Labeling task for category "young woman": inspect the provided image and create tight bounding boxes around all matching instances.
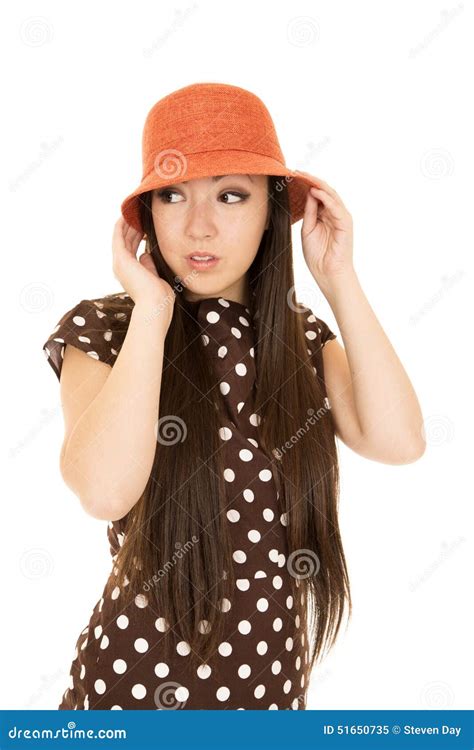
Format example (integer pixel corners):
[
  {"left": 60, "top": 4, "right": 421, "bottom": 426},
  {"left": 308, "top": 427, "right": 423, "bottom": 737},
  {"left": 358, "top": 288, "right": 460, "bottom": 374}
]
[{"left": 42, "top": 83, "right": 425, "bottom": 710}]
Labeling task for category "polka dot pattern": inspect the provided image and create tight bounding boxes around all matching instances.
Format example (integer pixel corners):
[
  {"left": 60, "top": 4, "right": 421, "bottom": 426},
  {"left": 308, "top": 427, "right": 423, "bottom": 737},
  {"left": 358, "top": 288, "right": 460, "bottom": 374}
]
[{"left": 47, "top": 296, "right": 336, "bottom": 710}]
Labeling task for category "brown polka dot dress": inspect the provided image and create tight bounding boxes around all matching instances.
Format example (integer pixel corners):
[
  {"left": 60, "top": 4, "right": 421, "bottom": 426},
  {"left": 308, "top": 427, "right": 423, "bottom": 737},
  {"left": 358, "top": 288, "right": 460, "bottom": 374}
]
[{"left": 42, "top": 293, "right": 337, "bottom": 710}]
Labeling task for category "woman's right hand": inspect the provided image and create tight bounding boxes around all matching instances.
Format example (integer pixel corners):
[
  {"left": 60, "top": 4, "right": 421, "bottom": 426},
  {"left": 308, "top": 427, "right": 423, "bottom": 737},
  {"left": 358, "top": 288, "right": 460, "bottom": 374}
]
[{"left": 112, "top": 216, "right": 176, "bottom": 329}]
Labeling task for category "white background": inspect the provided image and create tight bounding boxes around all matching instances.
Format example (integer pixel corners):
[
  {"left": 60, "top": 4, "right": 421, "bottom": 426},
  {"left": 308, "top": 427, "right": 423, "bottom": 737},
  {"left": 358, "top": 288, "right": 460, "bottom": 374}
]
[{"left": 1, "top": 0, "right": 471, "bottom": 710}]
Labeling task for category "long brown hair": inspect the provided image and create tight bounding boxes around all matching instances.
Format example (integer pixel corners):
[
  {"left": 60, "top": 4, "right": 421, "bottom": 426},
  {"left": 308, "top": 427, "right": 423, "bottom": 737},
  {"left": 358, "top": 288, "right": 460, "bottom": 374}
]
[{"left": 101, "top": 176, "right": 351, "bottom": 685}]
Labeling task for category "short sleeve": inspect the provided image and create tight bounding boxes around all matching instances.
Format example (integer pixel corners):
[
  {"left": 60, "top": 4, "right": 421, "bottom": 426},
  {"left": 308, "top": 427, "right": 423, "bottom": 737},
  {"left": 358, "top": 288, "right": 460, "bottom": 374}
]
[
  {"left": 299, "top": 305, "right": 337, "bottom": 398},
  {"left": 42, "top": 297, "right": 130, "bottom": 382}
]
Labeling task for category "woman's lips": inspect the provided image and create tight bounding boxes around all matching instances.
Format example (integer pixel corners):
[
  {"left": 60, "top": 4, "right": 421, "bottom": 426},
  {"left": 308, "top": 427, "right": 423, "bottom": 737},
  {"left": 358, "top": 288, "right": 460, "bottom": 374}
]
[{"left": 186, "top": 256, "right": 220, "bottom": 270}]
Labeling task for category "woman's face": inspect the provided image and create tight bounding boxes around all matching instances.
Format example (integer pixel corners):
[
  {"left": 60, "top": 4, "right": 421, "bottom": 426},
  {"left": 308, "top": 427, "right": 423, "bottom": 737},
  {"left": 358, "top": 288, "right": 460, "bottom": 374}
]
[{"left": 150, "top": 174, "right": 269, "bottom": 304}]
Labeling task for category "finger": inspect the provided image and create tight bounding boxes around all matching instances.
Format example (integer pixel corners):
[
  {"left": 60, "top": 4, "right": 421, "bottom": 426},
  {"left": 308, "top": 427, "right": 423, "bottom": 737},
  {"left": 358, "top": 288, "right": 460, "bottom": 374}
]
[{"left": 309, "top": 187, "right": 346, "bottom": 221}]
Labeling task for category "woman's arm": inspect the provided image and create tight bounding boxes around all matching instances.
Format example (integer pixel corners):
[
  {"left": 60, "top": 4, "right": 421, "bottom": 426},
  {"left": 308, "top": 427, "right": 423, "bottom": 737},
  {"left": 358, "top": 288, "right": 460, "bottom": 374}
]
[
  {"left": 321, "top": 269, "right": 426, "bottom": 464},
  {"left": 61, "top": 299, "right": 169, "bottom": 520}
]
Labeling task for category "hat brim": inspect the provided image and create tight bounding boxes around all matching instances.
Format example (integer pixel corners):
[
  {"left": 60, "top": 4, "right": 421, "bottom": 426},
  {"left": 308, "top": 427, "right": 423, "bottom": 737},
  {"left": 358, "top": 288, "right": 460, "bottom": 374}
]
[{"left": 120, "top": 151, "right": 319, "bottom": 233}]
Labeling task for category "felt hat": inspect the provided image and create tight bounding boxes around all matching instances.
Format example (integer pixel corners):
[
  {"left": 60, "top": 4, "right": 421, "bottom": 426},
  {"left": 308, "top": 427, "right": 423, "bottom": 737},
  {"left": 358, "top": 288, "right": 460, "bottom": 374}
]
[{"left": 121, "top": 82, "right": 319, "bottom": 233}]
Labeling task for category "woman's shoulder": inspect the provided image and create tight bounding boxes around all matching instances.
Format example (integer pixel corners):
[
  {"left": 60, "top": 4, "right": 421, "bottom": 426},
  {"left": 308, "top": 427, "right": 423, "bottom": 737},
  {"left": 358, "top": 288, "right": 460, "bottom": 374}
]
[{"left": 42, "top": 290, "right": 135, "bottom": 382}]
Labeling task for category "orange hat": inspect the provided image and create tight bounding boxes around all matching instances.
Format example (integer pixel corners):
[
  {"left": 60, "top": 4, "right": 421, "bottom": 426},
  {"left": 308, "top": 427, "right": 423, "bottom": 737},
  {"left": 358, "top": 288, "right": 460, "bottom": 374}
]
[{"left": 121, "top": 82, "right": 320, "bottom": 233}]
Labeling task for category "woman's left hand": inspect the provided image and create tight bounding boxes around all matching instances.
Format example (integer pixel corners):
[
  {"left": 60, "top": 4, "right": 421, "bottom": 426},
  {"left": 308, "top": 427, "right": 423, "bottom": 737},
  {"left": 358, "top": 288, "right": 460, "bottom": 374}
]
[{"left": 296, "top": 170, "right": 355, "bottom": 292}]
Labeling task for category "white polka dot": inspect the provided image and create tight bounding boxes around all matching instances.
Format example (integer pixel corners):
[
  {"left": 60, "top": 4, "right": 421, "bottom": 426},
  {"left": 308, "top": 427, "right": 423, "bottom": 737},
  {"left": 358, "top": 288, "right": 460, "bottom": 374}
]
[
  {"left": 305, "top": 329, "right": 317, "bottom": 340},
  {"left": 269, "top": 703, "right": 278, "bottom": 709},
  {"left": 238, "top": 664, "right": 251, "bottom": 678},
  {"left": 235, "top": 363, "right": 247, "bottom": 376},
  {"left": 134, "top": 594, "right": 148, "bottom": 608},
  {"left": 278, "top": 553, "right": 286, "bottom": 568},
  {"left": 177, "top": 641, "right": 191, "bottom": 656},
  {"left": 219, "top": 426, "right": 232, "bottom": 440},
  {"left": 283, "top": 679, "right": 292, "bottom": 694},
  {"left": 263, "top": 508, "right": 274, "bottom": 521},
  {"left": 206, "top": 311, "right": 220, "bottom": 324},
  {"left": 236, "top": 578, "right": 250, "bottom": 591},
  {"left": 238, "top": 620, "right": 251, "bottom": 635},
  {"left": 220, "top": 382, "right": 230, "bottom": 396},
  {"left": 218, "top": 642, "right": 232, "bottom": 657},
  {"left": 233, "top": 550, "right": 247, "bottom": 563},
  {"left": 113, "top": 659, "right": 127, "bottom": 674},
  {"left": 239, "top": 315, "right": 250, "bottom": 326},
  {"left": 94, "top": 625, "right": 102, "bottom": 639},
  {"left": 272, "top": 575, "right": 283, "bottom": 589},
  {"left": 273, "top": 617, "right": 283, "bottom": 632},
  {"left": 111, "top": 586, "right": 120, "bottom": 599},
  {"left": 239, "top": 448, "right": 253, "bottom": 462},
  {"left": 269, "top": 549, "right": 279, "bottom": 563},
  {"left": 254, "top": 684, "right": 266, "bottom": 699},
  {"left": 216, "top": 686, "right": 230, "bottom": 701},
  {"left": 295, "top": 656, "right": 301, "bottom": 670},
  {"left": 291, "top": 698, "right": 299, "bottom": 709},
  {"left": 257, "top": 597, "right": 269, "bottom": 612},
  {"left": 116, "top": 615, "right": 129, "bottom": 629},
  {"left": 286, "top": 637, "right": 294, "bottom": 651},
  {"left": 100, "top": 635, "right": 109, "bottom": 649},
  {"left": 131, "top": 684, "right": 147, "bottom": 700},
  {"left": 249, "top": 413, "right": 261, "bottom": 426},
  {"left": 175, "top": 686, "right": 189, "bottom": 702},
  {"left": 80, "top": 664, "right": 86, "bottom": 679},
  {"left": 134, "top": 638, "right": 149, "bottom": 653},
  {"left": 231, "top": 327, "right": 242, "bottom": 339},
  {"left": 227, "top": 509, "right": 240, "bottom": 522},
  {"left": 197, "top": 664, "right": 212, "bottom": 679},
  {"left": 155, "top": 617, "right": 169, "bottom": 632},
  {"left": 111, "top": 705, "right": 122, "bottom": 710},
  {"left": 243, "top": 489, "right": 254, "bottom": 502},
  {"left": 94, "top": 679, "right": 106, "bottom": 695},
  {"left": 248, "top": 529, "right": 261, "bottom": 543},
  {"left": 259, "top": 469, "right": 272, "bottom": 481},
  {"left": 217, "top": 345, "right": 227, "bottom": 358},
  {"left": 280, "top": 513, "right": 288, "bottom": 526},
  {"left": 271, "top": 660, "right": 282, "bottom": 674},
  {"left": 286, "top": 595, "right": 294, "bottom": 609},
  {"left": 198, "top": 619, "right": 211, "bottom": 634},
  {"left": 224, "top": 467, "right": 235, "bottom": 481},
  {"left": 155, "top": 663, "right": 169, "bottom": 678},
  {"left": 256, "top": 641, "right": 268, "bottom": 655},
  {"left": 220, "top": 597, "right": 232, "bottom": 612}
]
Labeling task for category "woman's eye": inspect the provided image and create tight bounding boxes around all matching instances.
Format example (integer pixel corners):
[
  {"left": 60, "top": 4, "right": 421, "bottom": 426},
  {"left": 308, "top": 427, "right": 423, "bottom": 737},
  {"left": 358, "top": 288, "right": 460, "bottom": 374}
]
[
  {"left": 156, "top": 189, "right": 248, "bottom": 204},
  {"left": 156, "top": 189, "right": 182, "bottom": 203},
  {"left": 220, "top": 191, "right": 249, "bottom": 204}
]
